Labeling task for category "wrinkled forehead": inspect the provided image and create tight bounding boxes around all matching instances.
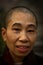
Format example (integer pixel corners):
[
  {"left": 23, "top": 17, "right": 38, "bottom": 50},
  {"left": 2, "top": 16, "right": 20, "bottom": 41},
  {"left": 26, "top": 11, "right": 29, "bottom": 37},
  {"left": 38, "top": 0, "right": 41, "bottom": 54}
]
[
  {"left": 6, "top": 7, "right": 36, "bottom": 21},
  {"left": 4, "top": 6, "right": 38, "bottom": 28}
]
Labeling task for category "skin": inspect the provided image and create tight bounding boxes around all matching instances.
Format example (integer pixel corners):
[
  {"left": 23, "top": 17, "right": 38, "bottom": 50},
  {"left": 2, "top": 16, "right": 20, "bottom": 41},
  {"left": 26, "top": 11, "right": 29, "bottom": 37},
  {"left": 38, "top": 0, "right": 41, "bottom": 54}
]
[{"left": 2, "top": 9, "right": 37, "bottom": 63}]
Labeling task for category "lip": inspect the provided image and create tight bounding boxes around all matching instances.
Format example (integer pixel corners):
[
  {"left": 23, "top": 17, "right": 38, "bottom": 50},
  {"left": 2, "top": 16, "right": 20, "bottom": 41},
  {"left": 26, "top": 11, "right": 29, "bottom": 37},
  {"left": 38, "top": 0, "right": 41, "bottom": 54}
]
[{"left": 16, "top": 45, "right": 30, "bottom": 53}]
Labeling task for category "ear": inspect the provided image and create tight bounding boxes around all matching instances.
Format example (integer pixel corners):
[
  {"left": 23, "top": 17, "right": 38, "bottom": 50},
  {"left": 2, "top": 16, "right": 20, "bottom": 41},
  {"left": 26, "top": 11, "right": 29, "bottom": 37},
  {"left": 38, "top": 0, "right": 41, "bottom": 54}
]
[{"left": 1, "top": 27, "right": 7, "bottom": 42}]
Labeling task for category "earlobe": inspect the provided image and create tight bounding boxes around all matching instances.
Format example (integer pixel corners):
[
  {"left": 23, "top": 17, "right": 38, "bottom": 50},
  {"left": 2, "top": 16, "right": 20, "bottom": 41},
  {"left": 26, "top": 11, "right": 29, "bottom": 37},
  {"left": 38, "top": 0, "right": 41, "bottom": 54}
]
[{"left": 1, "top": 27, "right": 7, "bottom": 41}]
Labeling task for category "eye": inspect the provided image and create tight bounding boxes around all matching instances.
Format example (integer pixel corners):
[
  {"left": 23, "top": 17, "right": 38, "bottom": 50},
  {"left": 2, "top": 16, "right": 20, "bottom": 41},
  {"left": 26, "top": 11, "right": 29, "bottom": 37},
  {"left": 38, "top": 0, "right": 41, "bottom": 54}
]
[
  {"left": 27, "top": 30, "right": 35, "bottom": 33},
  {"left": 12, "top": 28, "right": 21, "bottom": 32}
]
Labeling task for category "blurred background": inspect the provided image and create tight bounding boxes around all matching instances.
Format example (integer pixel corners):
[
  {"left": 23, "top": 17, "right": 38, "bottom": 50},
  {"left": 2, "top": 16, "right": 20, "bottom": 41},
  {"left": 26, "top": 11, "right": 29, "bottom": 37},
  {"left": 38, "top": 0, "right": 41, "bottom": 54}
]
[{"left": 0, "top": 0, "right": 43, "bottom": 57}]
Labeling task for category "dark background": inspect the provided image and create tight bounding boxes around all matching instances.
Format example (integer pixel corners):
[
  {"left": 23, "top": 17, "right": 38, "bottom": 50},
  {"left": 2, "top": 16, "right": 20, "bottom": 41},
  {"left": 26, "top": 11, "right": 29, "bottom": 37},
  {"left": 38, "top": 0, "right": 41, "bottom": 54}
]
[{"left": 0, "top": 0, "right": 43, "bottom": 57}]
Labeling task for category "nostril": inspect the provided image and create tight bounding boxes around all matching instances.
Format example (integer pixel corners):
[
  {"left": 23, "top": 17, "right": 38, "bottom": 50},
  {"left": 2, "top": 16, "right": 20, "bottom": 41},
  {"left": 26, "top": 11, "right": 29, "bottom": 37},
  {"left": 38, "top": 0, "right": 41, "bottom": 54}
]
[{"left": 20, "top": 40, "right": 28, "bottom": 43}]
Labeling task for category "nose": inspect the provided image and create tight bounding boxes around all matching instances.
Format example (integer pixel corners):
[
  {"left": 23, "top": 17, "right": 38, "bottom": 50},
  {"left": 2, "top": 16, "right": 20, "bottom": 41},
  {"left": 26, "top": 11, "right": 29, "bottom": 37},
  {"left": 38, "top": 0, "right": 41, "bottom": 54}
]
[{"left": 19, "top": 31, "right": 28, "bottom": 43}]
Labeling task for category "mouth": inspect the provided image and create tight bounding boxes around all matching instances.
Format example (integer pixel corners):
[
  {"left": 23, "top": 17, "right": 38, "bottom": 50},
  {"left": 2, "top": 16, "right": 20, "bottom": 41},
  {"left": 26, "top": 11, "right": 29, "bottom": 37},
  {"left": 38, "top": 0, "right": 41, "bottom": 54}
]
[
  {"left": 16, "top": 45, "right": 30, "bottom": 53},
  {"left": 16, "top": 45, "right": 29, "bottom": 48}
]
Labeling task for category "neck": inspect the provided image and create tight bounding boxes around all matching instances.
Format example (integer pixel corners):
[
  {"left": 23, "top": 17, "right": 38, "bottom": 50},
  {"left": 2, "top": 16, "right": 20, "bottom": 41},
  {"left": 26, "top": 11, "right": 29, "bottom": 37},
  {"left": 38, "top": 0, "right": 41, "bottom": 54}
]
[
  {"left": 9, "top": 51, "right": 24, "bottom": 63},
  {"left": 13, "top": 55, "right": 24, "bottom": 63}
]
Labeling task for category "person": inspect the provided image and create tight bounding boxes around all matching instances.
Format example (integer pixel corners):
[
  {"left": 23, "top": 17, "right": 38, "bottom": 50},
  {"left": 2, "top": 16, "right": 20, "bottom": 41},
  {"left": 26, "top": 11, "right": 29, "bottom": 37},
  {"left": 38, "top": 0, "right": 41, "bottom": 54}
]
[{"left": 0, "top": 5, "right": 43, "bottom": 65}]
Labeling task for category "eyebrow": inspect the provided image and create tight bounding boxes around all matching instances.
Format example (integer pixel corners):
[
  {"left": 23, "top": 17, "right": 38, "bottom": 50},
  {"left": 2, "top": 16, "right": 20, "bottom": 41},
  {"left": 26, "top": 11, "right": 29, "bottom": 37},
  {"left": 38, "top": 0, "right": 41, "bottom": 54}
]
[
  {"left": 12, "top": 23, "right": 37, "bottom": 29},
  {"left": 12, "top": 23, "right": 22, "bottom": 27},
  {"left": 27, "top": 24, "right": 37, "bottom": 29}
]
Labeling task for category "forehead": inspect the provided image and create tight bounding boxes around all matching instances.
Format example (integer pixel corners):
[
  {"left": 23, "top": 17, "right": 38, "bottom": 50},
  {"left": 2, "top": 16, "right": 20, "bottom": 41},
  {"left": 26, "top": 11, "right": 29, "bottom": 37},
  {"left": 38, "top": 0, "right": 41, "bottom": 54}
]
[
  {"left": 6, "top": 7, "right": 36, "bottom": 21},
  {"left": 6, "top": 7, "right": 37, "bottom": 27}
]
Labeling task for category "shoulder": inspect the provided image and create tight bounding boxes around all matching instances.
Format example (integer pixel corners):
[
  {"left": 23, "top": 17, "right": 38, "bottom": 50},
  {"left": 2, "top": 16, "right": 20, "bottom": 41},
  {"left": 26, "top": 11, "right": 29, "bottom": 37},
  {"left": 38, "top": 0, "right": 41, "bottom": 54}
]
[
  {"left": 0, "top": 56, "right": 9, "bottom": 65},
  {"left": 23, "top": 51, "right": 43, "bottom": 65},
  {"left": 35, "top": 54, "right": 43, "bottom": 64}
]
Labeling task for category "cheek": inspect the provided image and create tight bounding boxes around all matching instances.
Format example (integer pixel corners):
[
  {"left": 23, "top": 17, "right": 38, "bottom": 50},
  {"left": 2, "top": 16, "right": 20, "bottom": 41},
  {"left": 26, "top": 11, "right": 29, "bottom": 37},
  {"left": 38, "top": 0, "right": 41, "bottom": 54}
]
[
  {"left": 5, "top": 32, "right": 17, "bottom": 50},
  {"left": 28, "top": 34, "right": 37, "bottom": 44},
  {"left": 6, "top": 31, "right": 19, "bottom": 43}
]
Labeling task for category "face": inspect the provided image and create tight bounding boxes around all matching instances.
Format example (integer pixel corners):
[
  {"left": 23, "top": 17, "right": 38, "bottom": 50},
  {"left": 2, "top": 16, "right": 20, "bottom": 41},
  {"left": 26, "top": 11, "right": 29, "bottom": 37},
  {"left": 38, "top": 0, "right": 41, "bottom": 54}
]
[{"left": 2, "top": 9, "right": 37, "bottom": 58}]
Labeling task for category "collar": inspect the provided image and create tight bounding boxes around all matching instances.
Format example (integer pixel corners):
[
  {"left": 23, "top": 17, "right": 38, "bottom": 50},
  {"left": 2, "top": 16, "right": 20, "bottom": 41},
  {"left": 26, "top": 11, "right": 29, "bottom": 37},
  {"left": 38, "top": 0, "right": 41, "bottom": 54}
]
[
  {"left": 2, "top": 48, "right": 14, "bottom": 65},
  {"left": 2, "top": 47, "right": 36, "bottom": 65}
]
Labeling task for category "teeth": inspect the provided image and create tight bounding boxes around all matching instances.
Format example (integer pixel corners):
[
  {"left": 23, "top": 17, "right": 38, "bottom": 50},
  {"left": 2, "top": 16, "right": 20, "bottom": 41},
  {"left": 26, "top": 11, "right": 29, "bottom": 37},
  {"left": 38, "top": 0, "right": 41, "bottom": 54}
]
[
  {"left": 16, "top": 46, "right": 29, "bottom": 48},
  {"left": 20, "top": 47, "right": 26, "bottom": 48}
]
